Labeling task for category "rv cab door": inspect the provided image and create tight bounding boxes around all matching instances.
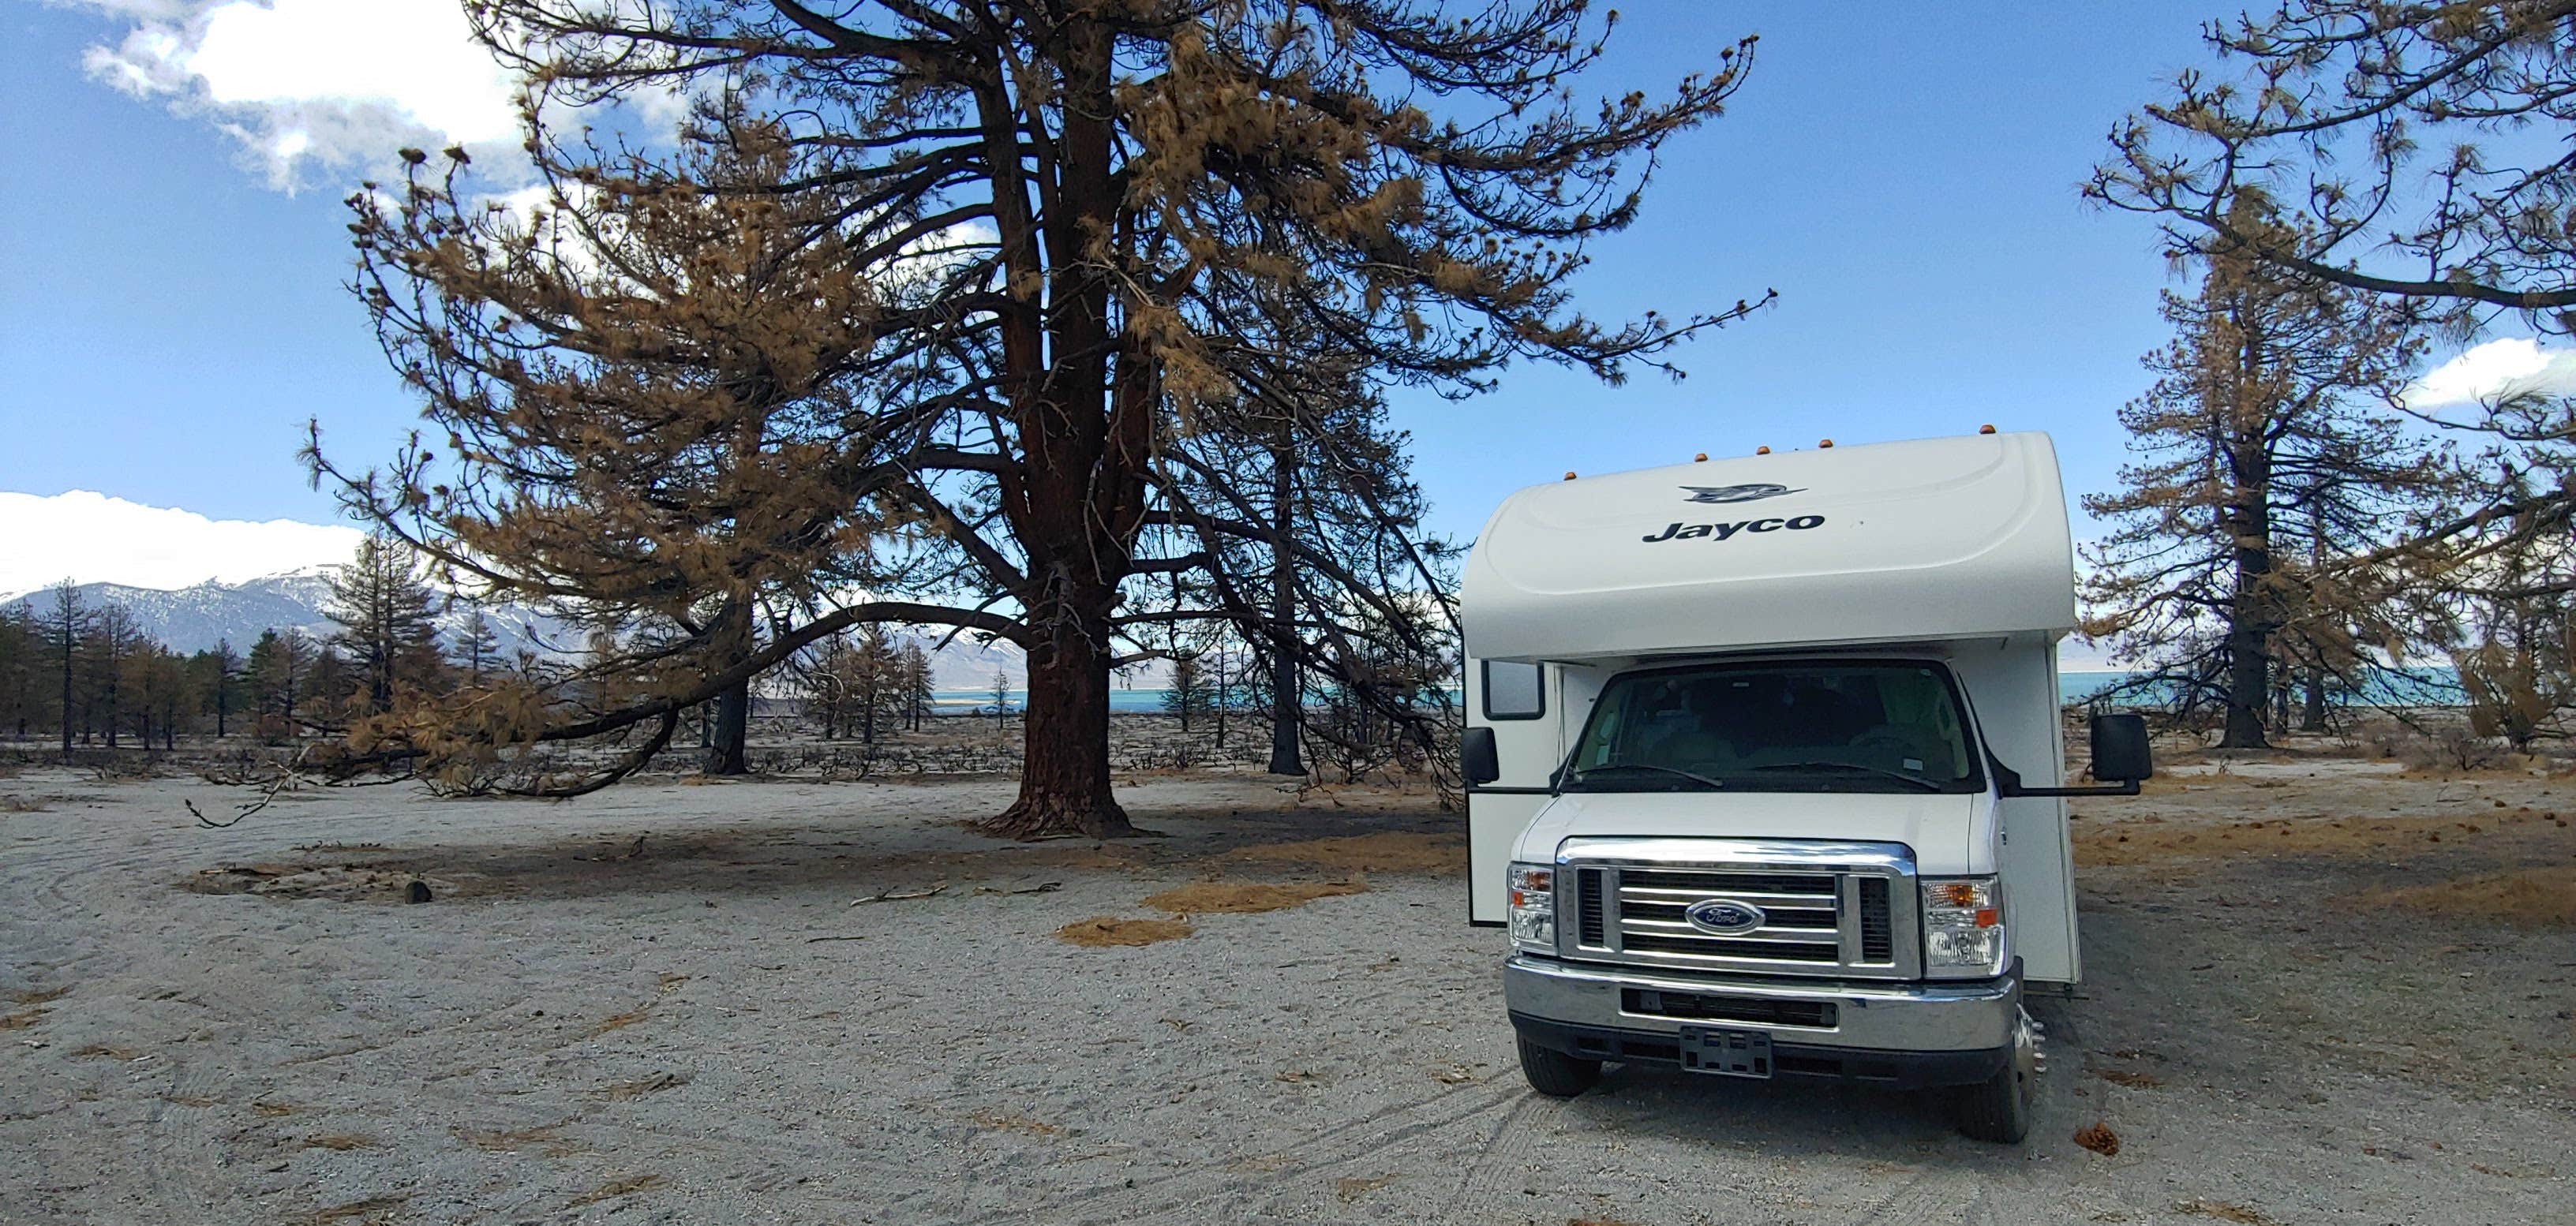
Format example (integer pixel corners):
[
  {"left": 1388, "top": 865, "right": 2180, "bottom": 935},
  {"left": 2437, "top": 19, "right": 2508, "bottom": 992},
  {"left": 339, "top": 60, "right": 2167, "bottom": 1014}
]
[{"left": 1466, "top": 658, "right": 1560, "bottom": 925}]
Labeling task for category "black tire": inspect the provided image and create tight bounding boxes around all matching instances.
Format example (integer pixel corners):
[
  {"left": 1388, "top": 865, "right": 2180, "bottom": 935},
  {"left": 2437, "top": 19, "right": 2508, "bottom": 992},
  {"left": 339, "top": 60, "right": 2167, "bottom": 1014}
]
[
  {"left": 1517, "top": 1034, "right": 1603, "bottom": 1097},
  {"left": 1953, "top": 1010, "right": 2035, "bottom": 1143}
]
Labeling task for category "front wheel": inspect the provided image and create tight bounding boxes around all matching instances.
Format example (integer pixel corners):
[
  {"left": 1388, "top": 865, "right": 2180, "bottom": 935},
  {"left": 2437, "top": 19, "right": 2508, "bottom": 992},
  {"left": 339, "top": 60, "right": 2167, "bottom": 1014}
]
[
  {"left": 1516, "top": 1034, "right": 1602, "bottom": 1097},
  {"left": 1953, "top": 1006, "right": 2036, "bottom": 1143}
]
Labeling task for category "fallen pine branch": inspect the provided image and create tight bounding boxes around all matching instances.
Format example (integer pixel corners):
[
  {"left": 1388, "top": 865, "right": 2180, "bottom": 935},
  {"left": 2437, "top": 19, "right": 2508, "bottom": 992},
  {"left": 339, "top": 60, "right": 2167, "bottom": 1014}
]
[{"left": 849, "top": 883, "right": 947, "bottom": 906}]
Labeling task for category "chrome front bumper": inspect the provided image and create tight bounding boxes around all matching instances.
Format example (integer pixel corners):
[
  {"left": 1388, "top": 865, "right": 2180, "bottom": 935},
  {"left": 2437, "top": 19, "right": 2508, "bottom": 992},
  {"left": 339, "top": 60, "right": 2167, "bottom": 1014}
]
[{"left": 1504, "top": 954, "right": 2019, "bottom": 1053}]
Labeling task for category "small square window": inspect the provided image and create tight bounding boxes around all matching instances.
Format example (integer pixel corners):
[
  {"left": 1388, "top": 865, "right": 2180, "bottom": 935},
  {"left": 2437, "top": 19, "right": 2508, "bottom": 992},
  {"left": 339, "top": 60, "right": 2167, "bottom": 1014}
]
[{"left": 1482, "top": 660, "right": 1544, "bottom": 720}]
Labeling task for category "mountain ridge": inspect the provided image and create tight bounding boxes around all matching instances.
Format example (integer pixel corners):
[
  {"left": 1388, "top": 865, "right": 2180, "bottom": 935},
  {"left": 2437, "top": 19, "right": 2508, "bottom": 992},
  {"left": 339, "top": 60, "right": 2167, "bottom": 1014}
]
[{"left": 0, "top": 572, "right": 1043, "bottom": 689}]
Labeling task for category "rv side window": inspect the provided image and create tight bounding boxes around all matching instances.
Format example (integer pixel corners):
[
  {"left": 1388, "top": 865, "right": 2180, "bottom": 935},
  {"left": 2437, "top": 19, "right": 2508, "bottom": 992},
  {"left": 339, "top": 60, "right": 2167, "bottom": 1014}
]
[{"left": 1482, "top": 661, "right": 1544, "bottom": 720}]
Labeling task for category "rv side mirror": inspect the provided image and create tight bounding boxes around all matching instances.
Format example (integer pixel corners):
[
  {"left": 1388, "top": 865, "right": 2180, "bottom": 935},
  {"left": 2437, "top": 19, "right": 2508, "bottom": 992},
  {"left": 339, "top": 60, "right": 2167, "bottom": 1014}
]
[
  {"left": 1462, "top": 727, "right": 1500, "bottom": 787},
  {"left": 2089, "top": 712, "right": 2153, "bottom": 783}
]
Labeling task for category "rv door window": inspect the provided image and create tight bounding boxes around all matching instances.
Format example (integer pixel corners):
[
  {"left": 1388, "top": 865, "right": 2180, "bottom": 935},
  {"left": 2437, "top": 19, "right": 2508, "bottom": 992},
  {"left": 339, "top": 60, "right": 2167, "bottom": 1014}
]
[
  {"left": 1482, "top": 660, "right": 1545, "bottom": 720},
  {"left": 1564, "top": 661, "right": 1985, "bottom": 794}
]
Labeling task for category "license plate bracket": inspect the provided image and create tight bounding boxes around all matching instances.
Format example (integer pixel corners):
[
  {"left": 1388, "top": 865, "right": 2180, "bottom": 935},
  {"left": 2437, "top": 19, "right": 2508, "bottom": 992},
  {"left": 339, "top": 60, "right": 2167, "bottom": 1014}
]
[{"left": 1679, "top": 1027, "right": 1773, "bottom": 1078}]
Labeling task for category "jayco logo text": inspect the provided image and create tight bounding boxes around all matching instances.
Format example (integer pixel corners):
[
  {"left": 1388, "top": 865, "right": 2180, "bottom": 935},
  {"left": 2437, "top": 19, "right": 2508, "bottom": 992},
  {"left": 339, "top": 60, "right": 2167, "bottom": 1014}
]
[{"left": 1642, "top": 515, "right": 1825, "bottom": 543}]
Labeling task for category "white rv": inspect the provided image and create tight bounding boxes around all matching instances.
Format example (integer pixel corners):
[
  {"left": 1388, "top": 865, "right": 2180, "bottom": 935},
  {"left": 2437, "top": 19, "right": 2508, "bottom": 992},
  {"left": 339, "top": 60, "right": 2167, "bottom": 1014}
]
[{"left": 1459, "top": 430, "right": 2149, "bottom": 1142}]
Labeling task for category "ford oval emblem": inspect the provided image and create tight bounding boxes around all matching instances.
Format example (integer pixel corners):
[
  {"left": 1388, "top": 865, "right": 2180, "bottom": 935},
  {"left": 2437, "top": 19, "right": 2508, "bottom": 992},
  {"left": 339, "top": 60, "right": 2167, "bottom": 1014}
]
[{"left": 1684, "top": 898, "right": 1767, "bottom": 936}]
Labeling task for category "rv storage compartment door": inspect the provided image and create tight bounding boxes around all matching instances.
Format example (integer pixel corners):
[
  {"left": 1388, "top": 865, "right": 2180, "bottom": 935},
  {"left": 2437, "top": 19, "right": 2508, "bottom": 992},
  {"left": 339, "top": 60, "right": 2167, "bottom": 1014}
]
[{"left": 1466, "top": 659, "right": 1558, "bottom": 925}]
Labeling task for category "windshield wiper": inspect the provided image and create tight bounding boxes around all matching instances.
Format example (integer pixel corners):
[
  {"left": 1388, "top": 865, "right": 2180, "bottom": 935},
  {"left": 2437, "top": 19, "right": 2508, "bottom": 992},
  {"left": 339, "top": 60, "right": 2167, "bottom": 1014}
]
[
  {"left": 1570, "top": 762, "right": 1727, "bottom": 791},
  {"left": 1746, "top": 761, "right": 1945, "bottom": 791}
]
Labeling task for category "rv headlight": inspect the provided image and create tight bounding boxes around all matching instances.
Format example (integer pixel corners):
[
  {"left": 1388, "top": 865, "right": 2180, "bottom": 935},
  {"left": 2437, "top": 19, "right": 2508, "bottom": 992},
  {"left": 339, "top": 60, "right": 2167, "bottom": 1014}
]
[
  {"left": 1921, "top": 876, "right": 2005, "bottom": 977},
  {"left": 1507, "top": 862, "right": 1556, "bottom": 954}
]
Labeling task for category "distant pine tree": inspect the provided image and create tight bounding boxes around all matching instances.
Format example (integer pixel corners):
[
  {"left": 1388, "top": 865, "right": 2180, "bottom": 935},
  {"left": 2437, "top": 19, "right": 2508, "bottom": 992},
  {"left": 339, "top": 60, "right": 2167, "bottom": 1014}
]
[
  {"left": 1160, "top": 652, "right": 1215, "bottom": 734},
  {"left": 326, "top": 535, "right": 447, "bottom": 715},
  {"left": 83, "top": 603, "right": 144, "bottom": 749},
  {"left": 453, "top": 609, "right": 500, "bottom": 686},
  {"left": 40, "top": 581, "right": 92, "bottom": 757},
  {"left": 897, "top": 643, "right": 934, "bottom": 731},
  {"left": 245, "top": 627, "right": 316, "bottom": 741}
]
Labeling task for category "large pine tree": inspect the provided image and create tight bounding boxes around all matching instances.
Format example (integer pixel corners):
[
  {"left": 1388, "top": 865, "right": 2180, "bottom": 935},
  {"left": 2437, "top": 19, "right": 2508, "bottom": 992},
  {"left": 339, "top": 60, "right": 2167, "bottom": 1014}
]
[
  {"left": 320, "top": 2, "right": 1767, "bottom": 831},
  {"left": 2084, "top": 222, "right": 2458, "bottom": 746}
]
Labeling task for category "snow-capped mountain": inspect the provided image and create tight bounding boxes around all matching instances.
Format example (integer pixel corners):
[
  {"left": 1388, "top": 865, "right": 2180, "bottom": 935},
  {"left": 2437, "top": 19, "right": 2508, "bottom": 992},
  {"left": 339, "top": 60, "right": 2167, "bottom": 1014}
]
[
  {"left": 0, "top": 568, "right": 567, "bottom": 659},
  {"left": 0, "top": 570, "right": 1043, "bottom": 689}
]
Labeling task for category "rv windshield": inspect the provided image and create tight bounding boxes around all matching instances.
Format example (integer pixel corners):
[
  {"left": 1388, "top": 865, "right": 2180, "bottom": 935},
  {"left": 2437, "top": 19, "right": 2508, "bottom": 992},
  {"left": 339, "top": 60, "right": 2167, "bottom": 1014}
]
[{"left": 1563, "top": 661, "right": 1985, "bottom": 794}]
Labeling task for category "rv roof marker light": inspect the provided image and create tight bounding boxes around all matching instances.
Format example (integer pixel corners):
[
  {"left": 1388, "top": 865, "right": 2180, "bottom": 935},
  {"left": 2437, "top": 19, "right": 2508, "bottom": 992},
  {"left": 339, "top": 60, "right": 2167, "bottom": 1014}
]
[
  {"left": 1694, "top": 452, "right": 1708, "bottom": 462},
  {"left": 1818, "top": 439, "right": 1835, "bottom": 448},
  {"left": 1979, "top": 424, "right": 1997, "bottom": 435},
  {"left": 1755, "top": 446, "right": 1771, "bottom": 455},
  {"left": 1563, "top": 471, "right": 1578, "bottom": 481}
]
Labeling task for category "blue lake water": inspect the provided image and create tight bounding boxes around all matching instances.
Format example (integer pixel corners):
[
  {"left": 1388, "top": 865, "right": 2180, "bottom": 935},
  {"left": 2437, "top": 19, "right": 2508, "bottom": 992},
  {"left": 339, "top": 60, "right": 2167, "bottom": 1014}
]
[{"left": 940, "top": 669, "right": 2453, "bottom": 716}]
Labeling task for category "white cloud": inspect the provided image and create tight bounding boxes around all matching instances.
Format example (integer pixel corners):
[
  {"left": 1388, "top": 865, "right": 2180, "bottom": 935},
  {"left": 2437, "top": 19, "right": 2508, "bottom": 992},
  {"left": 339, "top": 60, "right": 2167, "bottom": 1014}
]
[
  {"left": 77, "top": 0, "right": 522, "bottom": 189},
  {"left": 2402, "top": 338, "right": 2576, "bottom": 409},
  {"left": 0, "top": 492, "right": 362, "bottom": 598}
]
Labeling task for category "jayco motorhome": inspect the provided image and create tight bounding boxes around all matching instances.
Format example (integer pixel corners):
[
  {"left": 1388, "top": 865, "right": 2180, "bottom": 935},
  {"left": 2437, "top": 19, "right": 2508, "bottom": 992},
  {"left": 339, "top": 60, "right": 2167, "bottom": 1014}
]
[{"left": 1459, "top": 430, "right": 2149, "bottom": 1142}]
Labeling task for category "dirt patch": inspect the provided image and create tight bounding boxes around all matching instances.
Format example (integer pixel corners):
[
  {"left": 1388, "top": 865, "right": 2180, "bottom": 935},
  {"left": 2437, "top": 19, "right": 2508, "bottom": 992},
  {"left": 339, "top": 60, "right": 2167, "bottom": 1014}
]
[
  {"left": 595, "top": 1072, "right": 688, "bottom": 1101},
  {"left": 2072, "top": 812, "right": 2548, "bottom": 867},
  {"left": 2073, "top": 1122, "right": 2120, "bottom": 1155},
  {"left": 1332, "top": 1174, "right": 1395, "bottom": 1201},
  {"left": 2175, "top": 1200, "right": 2281, "bottom": 1225},
  {"left": 968, "top": 1110, "right": 1061, "bottom": 1137},
  {"left": 582, "top": 1007, "right": 651, "bottom": 1038},
  {"left": 1228, "top": 832, "right": 1464, "bottom": 874},
  {"left": 307, "top": 1194, "right": 406, "bottom": 1224},
  {"left": 1053, "top": 916, "right": 1194, "bottom": 947},
  {"left": 302, "top": 1134, "right": 375, "bottom": 1151},
  {"left": 2, "top": 794, "right": 95, "bottom": 813},
  {"left": 2357, "top": 868, "right": 2575, "bottom": 927},
  {"left": 455, "top": 1123, "right": 581, "bottom": 1157},
  {"left": 1141, "top": 880, "right": 1366, "bottom": 914},
  {"left": 10, "top": 986, "right": 71, "bottom": 1007},
  {"left": 564, "top": 1175, "right": 665, "bottom": 1209},
  {"left": 184, "top": 863, "right": 455, "bottom": 903},
  {"left": 2093, "top": 1068, "right": 2164, "bottom": 1088}
]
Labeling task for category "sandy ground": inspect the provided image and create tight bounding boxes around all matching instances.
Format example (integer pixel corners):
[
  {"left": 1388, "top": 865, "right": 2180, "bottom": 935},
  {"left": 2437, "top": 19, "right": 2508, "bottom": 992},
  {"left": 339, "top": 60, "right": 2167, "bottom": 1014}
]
[{"left": 3, "top": 757, "right": 2572, "bottom": 1225}]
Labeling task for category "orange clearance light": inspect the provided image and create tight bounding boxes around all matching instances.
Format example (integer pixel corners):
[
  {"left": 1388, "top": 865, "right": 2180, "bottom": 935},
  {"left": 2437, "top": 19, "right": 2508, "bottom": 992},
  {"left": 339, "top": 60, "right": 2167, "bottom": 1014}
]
[
  {"left": 1754, "top": 445, "right": 1771, "bottom": 455},
  {"left": 1979, "top": 424, "right": 1997, "bottom": 435},
  {"left": 1934, "top": 881, "right": 1981, "bottom": 908},
  {"left": 1563, "top": 471, "right": 1578, "bottom": 481},
  {"left": 1975, "top": 909, "right": 2001, "bottom": 929},
  {"left": 1818, "top": 438, "right": 1834, "bottom": 448},
  {"left": 1694, "top": 452, "right": 1708, "bottom": 462}
]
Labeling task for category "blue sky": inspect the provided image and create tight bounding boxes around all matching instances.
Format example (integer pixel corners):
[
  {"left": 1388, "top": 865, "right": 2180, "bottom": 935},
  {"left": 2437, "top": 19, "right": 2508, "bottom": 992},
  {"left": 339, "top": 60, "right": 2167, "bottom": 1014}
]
[{"left": 1, "top": 2, "right": 2559, "bottom": 598}]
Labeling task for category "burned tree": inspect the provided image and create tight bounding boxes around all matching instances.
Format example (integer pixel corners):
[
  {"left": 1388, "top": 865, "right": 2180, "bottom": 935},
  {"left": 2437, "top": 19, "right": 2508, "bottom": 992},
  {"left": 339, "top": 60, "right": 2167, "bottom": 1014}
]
[
  {"left": 2082, "top": 221, "right": 2458, "bottom": 746},
  {"left": 314, "top": 111, "right": 997, "bottom": 791},
  {"left": 39, "top": 581, "right": 89, "bottom": 758},
  {"left": 2091, "top": 1, "right": 2576, "bottom": 585},
  {"left": 326, "top": 534, "right": 447, "bottom": 716},
  {"left": 324, "top": 2, "right": 1765, "bottom": 832},
  {"left": 2091, "top": 0, "right": 2575, "bottom": 336}
]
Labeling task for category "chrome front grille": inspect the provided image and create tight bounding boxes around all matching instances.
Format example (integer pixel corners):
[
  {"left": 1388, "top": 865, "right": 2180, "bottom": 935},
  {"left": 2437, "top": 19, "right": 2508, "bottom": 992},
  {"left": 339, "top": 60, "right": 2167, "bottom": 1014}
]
[{"left": 1556, "top": 838, "right": 1919, "bottom": 980}]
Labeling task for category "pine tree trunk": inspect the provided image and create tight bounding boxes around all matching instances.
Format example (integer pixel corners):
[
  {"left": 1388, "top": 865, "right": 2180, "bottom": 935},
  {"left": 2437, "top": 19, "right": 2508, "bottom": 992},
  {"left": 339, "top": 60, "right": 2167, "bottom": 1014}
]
[
  {"left": 2300, "top": 669, "right": 2327, "bottom": 732},
  {"left": 702, "top": 597, "right": 753, "bottom": 775},
  {"left": 2218, "top": 439, "right": 2272, "bottom": 749},
  {"left": 970, "top": 20, "right": 1147, "bottom": 841},
  {"left": 980, "top": 585, "right": 1136, "bottom": 839},
  {"left": 58, "top": 639, "right": 72, "bottom": 760},
  {"left": 1267, "top": 433, "right": 1305, "bottom": 776},
  {"left": 706, "top": 679, "right": 751, "bottom": 775}
]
